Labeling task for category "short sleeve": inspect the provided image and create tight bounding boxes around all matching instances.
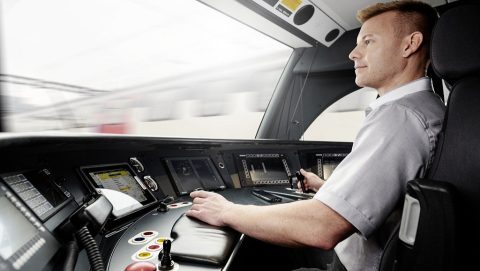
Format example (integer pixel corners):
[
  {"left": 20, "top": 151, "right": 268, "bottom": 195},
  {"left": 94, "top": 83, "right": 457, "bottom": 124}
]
[{"left": 314, "top": 103, "right": 431, "bottom": 237}]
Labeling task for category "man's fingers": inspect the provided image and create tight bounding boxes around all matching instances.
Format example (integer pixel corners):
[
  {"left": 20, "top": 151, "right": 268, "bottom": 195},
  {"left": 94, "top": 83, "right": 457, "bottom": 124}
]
[
  {"left": 192, "top": 197, "right": 206, "bottom": 204},
  {"left": 185, "top": 209, "right": 199, "bottom": 217},
  {"left": 189, "top": 203, "right": 199, "bottom": 210},
  {"left": 301, "top": 169, "right": 315, "bottom": 179},
  {"left": 190, "top": 190, "right": 214, "bottom": 198}
]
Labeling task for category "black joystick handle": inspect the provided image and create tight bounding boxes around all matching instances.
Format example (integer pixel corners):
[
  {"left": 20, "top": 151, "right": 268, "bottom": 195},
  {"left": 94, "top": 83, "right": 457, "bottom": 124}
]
[
  {"left": 159, "top": 239, "right": 175, "bottom": 270},
  {"left": 288, "top": 174, "right": 296, "bottom": 189},
  {"left": 296, "top": 171, "right": 306, "bottom": 193},
  {"left": 157, "top": 202, "right": 168, "bottom": 212}
]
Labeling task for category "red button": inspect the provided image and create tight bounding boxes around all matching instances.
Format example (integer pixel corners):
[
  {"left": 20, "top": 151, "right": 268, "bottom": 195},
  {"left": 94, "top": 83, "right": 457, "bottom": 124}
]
[
  {"left": 124, "top": 261, "right": 156, "bottom": 271},
  {"left": 147, "top": 244, "right": 160, "bottom": 251}
]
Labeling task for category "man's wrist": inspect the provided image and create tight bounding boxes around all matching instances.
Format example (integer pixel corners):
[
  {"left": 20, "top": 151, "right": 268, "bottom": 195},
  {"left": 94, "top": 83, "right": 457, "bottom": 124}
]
[{"left": 220, "top": 202, "right": 236, "bottom": 227}]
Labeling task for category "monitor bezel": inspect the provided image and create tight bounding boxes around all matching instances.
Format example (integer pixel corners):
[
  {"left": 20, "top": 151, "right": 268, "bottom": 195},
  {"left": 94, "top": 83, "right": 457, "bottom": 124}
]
[
  {"left": 79, "top": 163, "right": 157, "bottom": 217},
  {"left": 164, "top": 157, "right": 225, "bottom": 196},
  {"left": 234, "top": 153, "right": 292, "bottom": 187},
  {"left": 0, "top": 169, "right": 73, "bottom": 222}
]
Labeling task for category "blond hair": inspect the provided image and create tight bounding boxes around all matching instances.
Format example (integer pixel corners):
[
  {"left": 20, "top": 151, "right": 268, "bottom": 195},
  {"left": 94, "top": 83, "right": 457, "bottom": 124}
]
[
  {"left": 357, "top": 1, "right": 438, "bottom": 65},
  {"left": 357, "top": 1, "right": 438, "bottom": 45}
]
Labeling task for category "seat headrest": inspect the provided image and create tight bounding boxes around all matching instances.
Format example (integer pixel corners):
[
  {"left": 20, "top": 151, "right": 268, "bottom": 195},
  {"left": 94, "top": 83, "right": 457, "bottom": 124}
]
[{"left": 431, "top": 4, "right": 480, "bottom": 85}]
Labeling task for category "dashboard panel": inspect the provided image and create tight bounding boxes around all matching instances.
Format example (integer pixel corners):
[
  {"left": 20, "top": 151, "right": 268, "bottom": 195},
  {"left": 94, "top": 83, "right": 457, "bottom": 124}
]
[
  {"left": 165, "top": 157, "right": 225, "bottom": 195},
  {"left": 0, "top": 135, "right": 351, "bottom": 271},
  {"left": 299, "top": 151, "right": 348, "bottom": 180},
  {"left": 234, "top": 153, "right": 292, "bottom": 186}
]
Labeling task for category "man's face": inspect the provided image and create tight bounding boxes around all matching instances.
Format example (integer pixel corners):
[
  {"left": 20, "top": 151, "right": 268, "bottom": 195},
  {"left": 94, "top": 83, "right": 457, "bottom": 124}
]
[{"left": 349, "top": 11, "right": 405, "bottom": 92}]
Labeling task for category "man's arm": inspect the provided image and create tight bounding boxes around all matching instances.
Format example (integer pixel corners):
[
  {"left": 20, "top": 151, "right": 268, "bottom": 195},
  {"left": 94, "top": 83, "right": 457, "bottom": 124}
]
[{"left": 185, "top": 190, "right": 354, "bottom": 250}]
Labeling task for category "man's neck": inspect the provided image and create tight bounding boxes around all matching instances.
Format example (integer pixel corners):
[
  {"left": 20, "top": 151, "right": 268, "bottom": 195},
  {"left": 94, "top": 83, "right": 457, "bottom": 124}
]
[
  {"left": 377, "top": 59, "right": 426, "bottom": 96},
  {"left": 377, "top": 73, "right": 425, "bottom": 96},
  {"left": 377, "top": 78, "right": 421, "bottom": 96}
]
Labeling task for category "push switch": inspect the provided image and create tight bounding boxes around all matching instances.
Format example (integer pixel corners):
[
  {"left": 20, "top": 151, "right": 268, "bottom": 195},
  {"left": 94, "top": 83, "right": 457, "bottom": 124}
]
[{"left": 124, "top": 261, "right": 156, "bottom": 271}]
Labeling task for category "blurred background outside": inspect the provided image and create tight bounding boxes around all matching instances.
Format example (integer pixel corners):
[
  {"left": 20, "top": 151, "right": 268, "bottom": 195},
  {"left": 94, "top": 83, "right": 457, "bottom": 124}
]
[{"left": 1, "top": 0, "right": 373, "bottom": 140}]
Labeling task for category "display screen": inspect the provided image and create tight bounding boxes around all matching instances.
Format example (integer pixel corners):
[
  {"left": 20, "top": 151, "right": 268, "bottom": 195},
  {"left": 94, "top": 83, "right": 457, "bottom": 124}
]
[
  {"left": 2, "top": 172, "right": 68, "bottom": 220},
  {"left": 236, "top": 154, "right": 291, "bottom": 186},
  {"left": 88, "top": 168, "right": 148, "bottom": 203},
  {"left": 0, "top": 197, "right": 38, "bottom": 260},
  {"left": 312, "top": 153, "right": 347, "bottom": 180},
  {"left": 246, "top": 158, "right": 287, "bottom": 182},
  {"left": 166, "top": 157, "right": 224, "bottom": 195},
  {"left": 81, "top": 164, "right": 157, "bottom": 219}
]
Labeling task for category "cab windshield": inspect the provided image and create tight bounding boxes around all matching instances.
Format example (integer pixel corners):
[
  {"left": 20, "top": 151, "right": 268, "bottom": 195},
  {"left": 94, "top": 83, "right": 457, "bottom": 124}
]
[{"left": 1, "top": 0, "right": 293, "bottom": 139}]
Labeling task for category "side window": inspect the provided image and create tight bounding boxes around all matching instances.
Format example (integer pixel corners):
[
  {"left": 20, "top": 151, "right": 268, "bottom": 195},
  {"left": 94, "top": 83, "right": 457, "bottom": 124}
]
[{"left": 302, "top": 87, "right": 377, "bottom": 142}]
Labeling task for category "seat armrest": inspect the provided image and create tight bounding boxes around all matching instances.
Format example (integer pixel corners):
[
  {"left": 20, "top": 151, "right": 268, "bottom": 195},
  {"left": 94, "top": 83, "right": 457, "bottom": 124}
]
[{"left": 395, "top": 179, "right": 456, "bottom": 271}]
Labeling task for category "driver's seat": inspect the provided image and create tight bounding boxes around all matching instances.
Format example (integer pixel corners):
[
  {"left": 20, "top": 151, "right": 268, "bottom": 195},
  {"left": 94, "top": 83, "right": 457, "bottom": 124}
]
[{"left": 380, "top": 3, "right": 480, "bottom": 271}]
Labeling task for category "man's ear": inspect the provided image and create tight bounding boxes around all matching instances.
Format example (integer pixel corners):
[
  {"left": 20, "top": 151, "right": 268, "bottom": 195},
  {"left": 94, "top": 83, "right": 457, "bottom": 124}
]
[{"left": 402, "top": 31, "right": 423, "bottom": 58}]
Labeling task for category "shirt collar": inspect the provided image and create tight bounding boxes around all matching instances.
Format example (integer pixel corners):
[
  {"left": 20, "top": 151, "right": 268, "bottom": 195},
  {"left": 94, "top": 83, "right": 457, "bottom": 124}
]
[{"left": 366, "top": 77, "right": 432, "bottom": 114}]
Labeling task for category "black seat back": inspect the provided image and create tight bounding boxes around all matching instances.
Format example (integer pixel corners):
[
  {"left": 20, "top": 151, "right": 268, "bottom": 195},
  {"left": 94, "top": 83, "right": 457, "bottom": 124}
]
[
  {"left": 427, "top": 3, "right": 480, "bottom": 269},
  {"left": 380, "top": 3, "right": 480, "bottom": 271}
]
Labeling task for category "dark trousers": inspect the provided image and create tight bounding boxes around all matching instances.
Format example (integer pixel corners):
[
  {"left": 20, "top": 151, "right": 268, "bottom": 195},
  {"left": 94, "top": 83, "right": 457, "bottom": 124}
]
[{"left": 293, "top": 252, "right": 347, "bottom": 271}]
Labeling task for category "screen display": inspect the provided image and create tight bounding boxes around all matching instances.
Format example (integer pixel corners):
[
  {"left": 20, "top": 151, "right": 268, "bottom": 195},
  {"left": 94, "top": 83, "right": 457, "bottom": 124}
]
[
  {"left": 245, "top": 158, "right": 288, "bottom": 182},
  {"left": 3, "top": 174, "right": 56, "bottom": 219},
  {"left": 89, "top": 168, "right": 148, "bottom": 203},
  {"left": 191, "top": 159, "right": 221, "bottom": 188},
  {"left": 166, "top": 157, "right": 224, "bottom": 195},
  {"left": 0, "top": 197, "right": 38, "bottom": 260},
  {"left": 312, "top": 153, "right": 347, "bottom": 180},
  {"left": 236, "top": 154, "right": 291, "bottom": 186}
]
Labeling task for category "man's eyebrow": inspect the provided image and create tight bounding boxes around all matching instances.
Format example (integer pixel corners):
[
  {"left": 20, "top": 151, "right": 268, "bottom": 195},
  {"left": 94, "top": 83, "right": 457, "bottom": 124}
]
[{"left": 361, "top": 34, "right": 374, "bottom": 40}]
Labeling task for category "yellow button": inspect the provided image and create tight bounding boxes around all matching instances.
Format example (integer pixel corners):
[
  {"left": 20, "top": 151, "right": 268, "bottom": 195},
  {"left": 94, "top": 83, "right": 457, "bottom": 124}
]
[
  {"left": 136, "top": 251, "right": 152, "bottom": 259},
  {"left": 155, "top": 237, "right": 167, "bottom": 244}
]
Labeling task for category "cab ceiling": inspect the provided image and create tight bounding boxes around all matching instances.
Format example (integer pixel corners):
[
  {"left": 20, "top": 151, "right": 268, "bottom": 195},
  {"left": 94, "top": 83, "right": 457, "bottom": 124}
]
[{"left": 198, "top": 0, "right": 451, "bottom": 48}]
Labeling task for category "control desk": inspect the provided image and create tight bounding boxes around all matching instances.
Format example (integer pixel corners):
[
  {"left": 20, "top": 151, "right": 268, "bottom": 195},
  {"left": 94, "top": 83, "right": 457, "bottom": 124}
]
[{"left": 0, "top": 135, "right": 350, "bottom": 271}]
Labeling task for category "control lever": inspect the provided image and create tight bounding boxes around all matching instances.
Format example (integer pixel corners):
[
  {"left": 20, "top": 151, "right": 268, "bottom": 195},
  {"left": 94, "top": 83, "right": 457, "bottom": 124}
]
[
  {"left": 157, "top": 195, "right": 174, "bottom": 213},
  {"left": 288, "top": 174, "right": 296, "bottom": 189},
  {"left": 296, "top": 171, "right": 307, "bottom": 193},
  {"left": 158, "top": 239, "right": 175, "bottom": 270},
  {"left": 70, "top": 195, "right": 113, "bottom": 235}
]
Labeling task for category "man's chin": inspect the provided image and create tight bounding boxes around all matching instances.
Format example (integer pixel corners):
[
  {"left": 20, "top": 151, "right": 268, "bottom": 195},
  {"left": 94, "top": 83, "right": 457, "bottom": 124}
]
[{"left": 355, "top": 78, "right": 366, "bottom": 88}]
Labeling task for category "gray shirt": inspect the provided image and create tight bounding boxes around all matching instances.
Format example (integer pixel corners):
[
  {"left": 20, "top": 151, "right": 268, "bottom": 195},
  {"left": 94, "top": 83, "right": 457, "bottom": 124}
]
[{"left": 314, "top": 77, "right": 445, "bottom": 271}]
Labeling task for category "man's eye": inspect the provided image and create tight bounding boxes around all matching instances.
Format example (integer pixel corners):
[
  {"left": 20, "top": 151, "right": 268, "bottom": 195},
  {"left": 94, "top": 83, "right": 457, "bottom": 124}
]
[{"left": 364, "top": 40, "right": 371, "bottom": 45}]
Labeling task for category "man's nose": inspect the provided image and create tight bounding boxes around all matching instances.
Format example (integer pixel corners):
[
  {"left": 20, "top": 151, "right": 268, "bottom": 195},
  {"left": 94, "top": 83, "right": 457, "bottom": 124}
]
[{"left": 349, "top": 45, "right": 360, "bottom": 61}]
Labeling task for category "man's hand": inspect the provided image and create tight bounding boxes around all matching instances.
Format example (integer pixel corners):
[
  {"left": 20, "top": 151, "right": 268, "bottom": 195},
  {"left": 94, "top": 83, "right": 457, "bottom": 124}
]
[
  {"left": 297, "top": 168, "right": 325, "bottom": 192},
  {"left": 185, "top": 190, "right": 234, "bottom": 227}
]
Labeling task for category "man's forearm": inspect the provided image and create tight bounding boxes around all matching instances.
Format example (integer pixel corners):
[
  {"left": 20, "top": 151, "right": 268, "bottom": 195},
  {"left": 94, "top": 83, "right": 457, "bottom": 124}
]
[{"left": 222, "top": 199, "right": 349, "bottom": 249}]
